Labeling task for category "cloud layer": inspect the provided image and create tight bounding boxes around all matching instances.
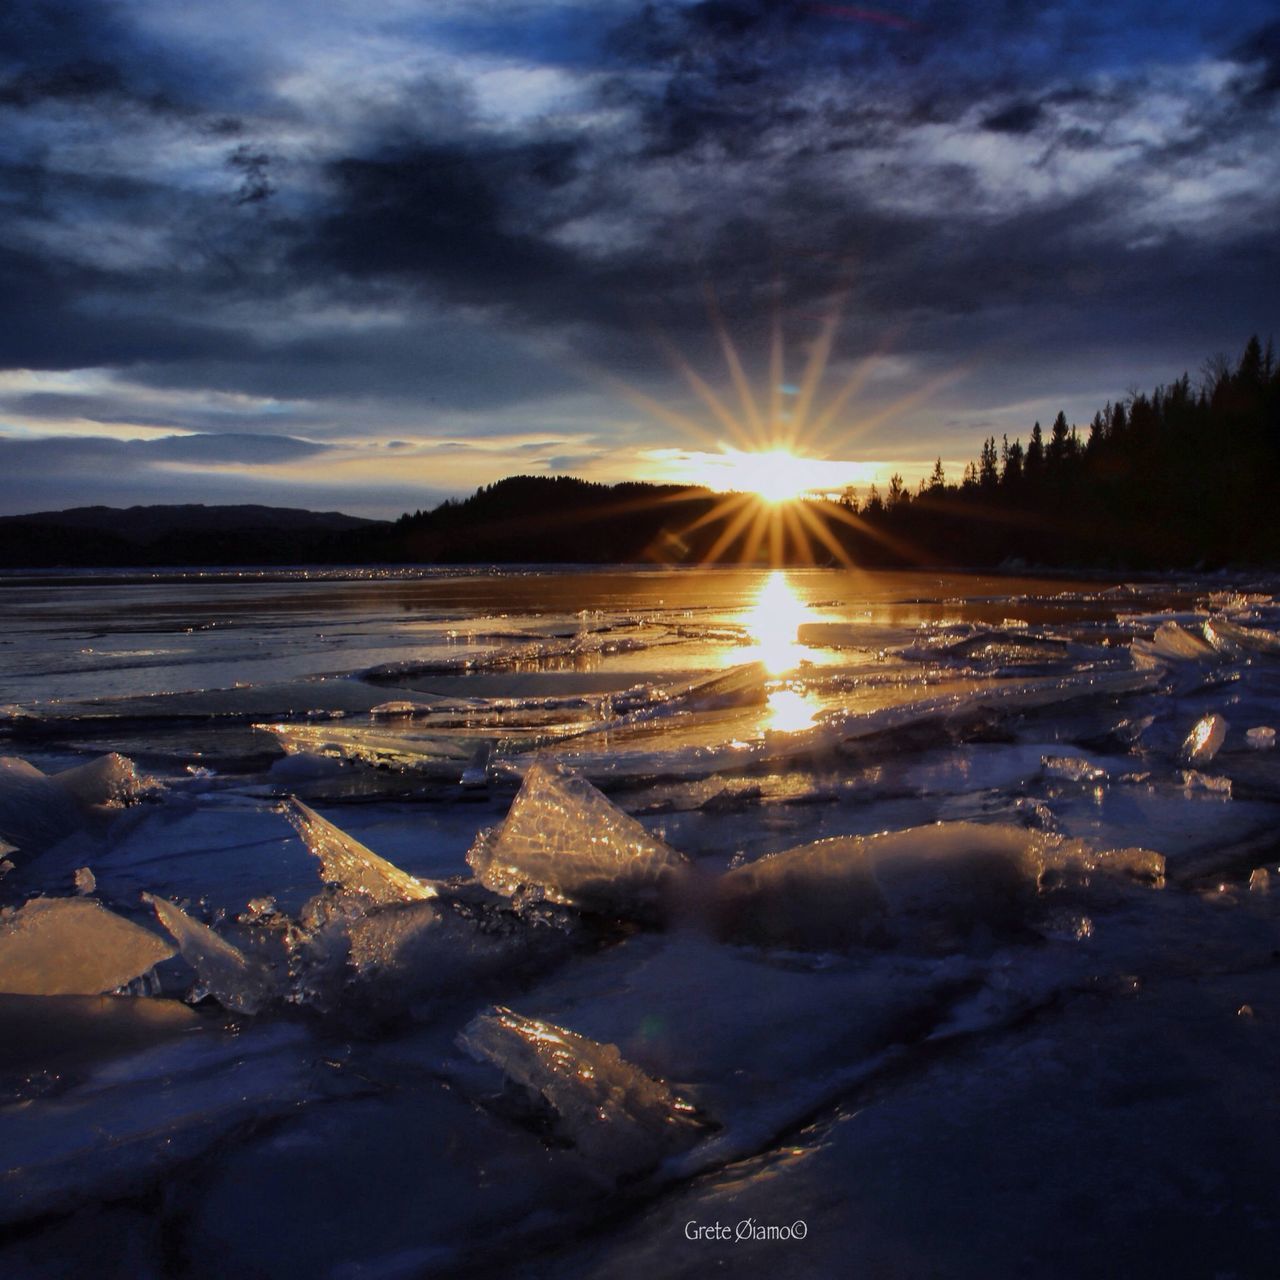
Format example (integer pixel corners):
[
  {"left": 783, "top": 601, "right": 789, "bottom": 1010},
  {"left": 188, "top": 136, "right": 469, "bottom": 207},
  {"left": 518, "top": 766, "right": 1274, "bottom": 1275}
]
[{"left": 1, "top": 0, "right": 1276, "bottom": 513}]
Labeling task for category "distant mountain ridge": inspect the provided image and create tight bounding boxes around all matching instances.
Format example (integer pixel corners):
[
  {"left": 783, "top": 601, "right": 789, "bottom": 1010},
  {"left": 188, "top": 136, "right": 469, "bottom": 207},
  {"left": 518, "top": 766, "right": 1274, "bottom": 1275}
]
[
  {"left": 0, "top": 503, "right": 383, "bottom": 541},
  {"left": 0, "top": 503, "right": 388, "bottom": 568}
]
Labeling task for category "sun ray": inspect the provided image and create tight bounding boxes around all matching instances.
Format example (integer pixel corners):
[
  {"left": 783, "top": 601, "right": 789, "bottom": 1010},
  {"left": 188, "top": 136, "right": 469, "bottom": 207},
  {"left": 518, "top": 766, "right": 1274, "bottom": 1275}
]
[
  {"left": 699, "top": 494, "right": 765, "bottom": 563},
  {"left": 793, "top": 499, "right": 855, "bottom": 567},
  {"left": 790, "top": 294, "right": 845, "bottom": 443},
  {"left": 739, "top": 502, "right": 773, "bottom": 566},
  {"left": 703, "top": 284, "right": 766, "bottom": 444},
  {"left": 780, "top": 501, "right": 814, "bottom": 564},
  {"left": 651, "top": 330, "right": 755, "bottom": 450},
  {"left": 768, "top": 303, "right": 785, "bottom": 446},
  {"left": 678, "top": 490, "right": 752, "bottom": 538},
  {"left": 840, "top": 362, "right": 971, "bottom": 444},
  {"left": 821, "top": 499, "right": 932, "bottom": 565},
  {"left": 804, "top": 325, "right": 906, "bottom": 446}
]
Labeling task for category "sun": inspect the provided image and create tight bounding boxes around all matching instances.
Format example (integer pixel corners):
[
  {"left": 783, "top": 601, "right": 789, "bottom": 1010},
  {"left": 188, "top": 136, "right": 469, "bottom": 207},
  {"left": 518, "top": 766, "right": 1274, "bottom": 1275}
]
[
  {"left": 718, "top": 447, "right": 814, "bottom": 504},
  {"left": 690, "top": 445, "right": 829, "bottom": 505}
]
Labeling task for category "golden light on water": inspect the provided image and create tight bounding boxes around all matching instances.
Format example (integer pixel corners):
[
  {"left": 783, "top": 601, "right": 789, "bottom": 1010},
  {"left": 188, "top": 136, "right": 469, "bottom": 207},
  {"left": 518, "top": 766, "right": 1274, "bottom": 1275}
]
[
  {"left": 742, "top": 571, "right": 808, "bottom": 674},
  {"left": 764, "top": 687, "right": 819, "bottom": 733},
  {"left": 738, "top": 570, "right": 824, "bottom": 731}
]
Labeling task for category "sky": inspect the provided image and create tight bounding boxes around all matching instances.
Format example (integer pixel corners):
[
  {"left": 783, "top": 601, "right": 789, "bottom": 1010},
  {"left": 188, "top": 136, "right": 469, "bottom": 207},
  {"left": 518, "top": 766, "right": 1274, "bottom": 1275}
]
[{"left": 0, "top": 0, "right": 1277, "bottom": 518}]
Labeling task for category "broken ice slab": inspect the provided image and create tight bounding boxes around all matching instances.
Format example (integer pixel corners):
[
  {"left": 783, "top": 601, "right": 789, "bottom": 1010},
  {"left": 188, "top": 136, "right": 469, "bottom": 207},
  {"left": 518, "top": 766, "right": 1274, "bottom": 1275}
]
[
  {"left": 467, "top": 760, "right": 688, "bottom": 914},
  {"left": 1181, "top": 713, "right": 1228, "bottom": 765},
  {"left": 0, "top": 897, "right": 173, "bottom": 995},
  {"left": 1203, "top": 616, "right": 1280, "bottom": 655},
  {"left": 623, "top": 661, "right": 767, "bottom": 717},
  {"left": 0, "top": 752, "right": 149, "bottom": 858},
  {"left": 1245, "top": 726, "right": 1276, "bottom": 751},
  {"left": 283, "top": 798, "right": 437, "bottom": 906},
  {"left": 1132, "top": 620, "right": 1220, "bottom": 665},
  {"left": 50, "top": 753, "right": 147, "bottom": 808},
  {"left": 1042, "top": 755, "right": 1108, "bottom": 783},
  {"left": 144, "top": 895, "right": 276, "bottom": 1015},
  {"left": 1179, "top": 770, "right": 1232, "bottom": 798},
  {"left": 0, "top": 993, "right": 200, "bottom": 1077},
  {"left": 262, "top": 664, "right": 769, "bottom": 778},
  {"left": 458, "top": 1005, "right": 710, "bottom": 1180},
  {"left": 257, "top": 720, "right": 487, "bottom": 776},
  {"left": 716, "top": 823, "right": 1166, "bottom": 950},
  {"left": 539, "top": 666, "right": 1165, "bottom": 788},
  {"left": 325, "top": 897, "right": 579, "bottom": 1014}
]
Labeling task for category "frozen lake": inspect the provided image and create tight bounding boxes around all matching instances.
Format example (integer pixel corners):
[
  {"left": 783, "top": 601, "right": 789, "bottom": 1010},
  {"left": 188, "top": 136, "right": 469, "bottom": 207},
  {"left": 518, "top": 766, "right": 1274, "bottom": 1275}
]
[{"left": 2, "top": 565, "right": 1280, "bottom": 1277}]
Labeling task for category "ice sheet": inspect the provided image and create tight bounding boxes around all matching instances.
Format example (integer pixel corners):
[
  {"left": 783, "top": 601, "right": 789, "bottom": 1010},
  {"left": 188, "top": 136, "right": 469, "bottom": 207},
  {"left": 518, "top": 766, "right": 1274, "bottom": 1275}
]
[{"left": 0, "top": 897, "right": 173, "bottom": 995}]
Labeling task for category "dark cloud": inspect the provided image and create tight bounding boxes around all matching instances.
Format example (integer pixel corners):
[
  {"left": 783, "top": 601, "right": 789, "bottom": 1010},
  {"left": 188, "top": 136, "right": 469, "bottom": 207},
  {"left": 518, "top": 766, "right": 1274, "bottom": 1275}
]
[
  {"left": 981, "top": 99, "right": 1043, "bottom": 134},
  {"left": 302, "top": 140, "right": 584, "bottom": 303},
  {"left": 1231, "top": 20, "right": 1280, "bottom": 101},
  {"left": 0, "top": 0, "right": 1275, "bottom": 513}
]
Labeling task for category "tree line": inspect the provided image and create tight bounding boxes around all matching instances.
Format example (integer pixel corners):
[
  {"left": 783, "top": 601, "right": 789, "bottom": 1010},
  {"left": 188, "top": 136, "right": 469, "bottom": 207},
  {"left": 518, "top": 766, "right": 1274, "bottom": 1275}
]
[{"left": 838, "top": 335, "right": 1280, "bottom": 568}]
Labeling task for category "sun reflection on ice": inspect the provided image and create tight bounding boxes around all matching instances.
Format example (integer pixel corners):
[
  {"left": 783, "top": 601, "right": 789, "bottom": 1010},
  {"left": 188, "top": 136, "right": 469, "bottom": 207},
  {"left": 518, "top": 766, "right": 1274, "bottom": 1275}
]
[
  {"left": 765, "top": 687, "right": 819, "bottom": 732},
  {"left": 741, "top": 571, "right": 807, "bottom": 674},
  {"left": 738, "top": 571, "right": 823, "bottom": 731}
]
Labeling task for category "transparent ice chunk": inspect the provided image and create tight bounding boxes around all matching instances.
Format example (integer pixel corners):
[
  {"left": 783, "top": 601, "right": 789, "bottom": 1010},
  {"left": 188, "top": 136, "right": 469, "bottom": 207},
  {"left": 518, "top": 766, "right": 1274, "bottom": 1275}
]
[
  {"left": 1041, "top": 755, "right": 1108, "bottom": 783},
  {"left": 283, "top": 798, "right": 437, "bottom": 906},
  {"left": 1203, "top": 617, "right": 1280, "bottom": 655},
  {"left": 466, "top": 760, "right": 688, "bottom": 913},
  {"left": 0, "top": 757, "right": 79, "bottom": 854},
  {"left": 73, "top": 866, "right": 96, "bottom": 895},
  {"left": 1179, "top": 770, "right": 1232, "bottom": 797},
  {"left": 51, "top": 752, "right": 146, "bottom": 808},
  {"left": 1246, "top": 726, "right": 1276, "bottom": 751},
  {"left": 0, "top": 897, "right": 173, "bottom": 996},
  {"left": 144, "top": 895, "right": 276, "bottom": 1015},
  {"left": 458, "top": 1005, "right": 710, "bottom": 1178},
  {"left": 0, "top": 752, "right": 149, "bottom": 857},
  {"left": 1135, "top": 621, "right": 1220, "bottom": 664},
  {"left": 717, "top": 823, "right": 1165, "bottom": 949},
  {"left": 1180, "top": 713, "right": 1228, "bottom": 765}
]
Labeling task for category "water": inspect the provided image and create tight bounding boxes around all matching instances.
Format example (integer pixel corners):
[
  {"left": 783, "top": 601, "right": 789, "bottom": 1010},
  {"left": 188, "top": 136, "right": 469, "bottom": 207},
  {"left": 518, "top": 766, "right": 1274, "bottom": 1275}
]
[{"left": 2, "top": 565, "right": 1279, "bottom": 1277}]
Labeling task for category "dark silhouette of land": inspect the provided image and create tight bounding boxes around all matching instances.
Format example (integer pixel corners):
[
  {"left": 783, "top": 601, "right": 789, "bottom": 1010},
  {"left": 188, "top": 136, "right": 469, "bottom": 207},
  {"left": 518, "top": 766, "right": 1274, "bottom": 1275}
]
[
  {"left": 0, "top": 504, "right": 382, "bottom": 569},
  {"left": 2, "top": 336, "right": 1276, "bottom": 570}
]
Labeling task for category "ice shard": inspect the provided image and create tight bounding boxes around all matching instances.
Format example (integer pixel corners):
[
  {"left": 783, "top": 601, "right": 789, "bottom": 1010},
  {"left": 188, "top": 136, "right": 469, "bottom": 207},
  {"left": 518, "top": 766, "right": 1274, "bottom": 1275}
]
[
  {"left": 1134, "top": 620, "right": 1220, "bottom": 664},
  {"left": 1041, "top": 755, "right": 1108, "bottom": 783},
  {"left": 50, "top": 752, "right": 146, "bottom": 808},
  {"left": 283, "top": 798, "right": 437, "bottom": 906},
  {"left": 1180, "top": 713, "right": 1228, "bottom": 765},
  {"left": 144, "top": 895, "right": 276, "bottom": 1015},
  {"left": 466, "top": 760, "right": 688, "bottom": 913},
  {"left": 458, "top": 1005, "right": 710, "bottom": 1178},
  {"left": 1203, "top": 617, "right": 1280, "bottom": 655},
  {"left": 1246, "top": 726, "right": 1276, "bottom": 751},
  {"left": 0, "top": 757, "right": 80, "bottom": 854},
  {"left": 0, "top": 752, "right": 149, "bottom": 857},
  {"left": 0, "top": 897, "right": 173, "bottom": 996},
  {"left": 717, "top": 823, "right": 1165, "bottom": 949},
  {"left": 258, "top": 720, "right": 481, "bottom": 774},
  {"left": 333, "top": 897, "right": 578, "bottom": 1012}
]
